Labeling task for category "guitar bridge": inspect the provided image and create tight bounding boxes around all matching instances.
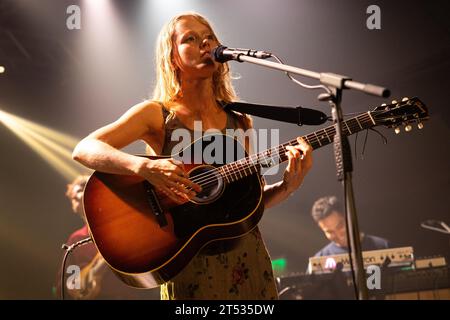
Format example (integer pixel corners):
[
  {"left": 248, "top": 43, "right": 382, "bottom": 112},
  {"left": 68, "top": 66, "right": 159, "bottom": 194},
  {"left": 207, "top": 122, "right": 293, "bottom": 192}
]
[{"left": 142, "top": 181, "right": 167, "bottom": 227}]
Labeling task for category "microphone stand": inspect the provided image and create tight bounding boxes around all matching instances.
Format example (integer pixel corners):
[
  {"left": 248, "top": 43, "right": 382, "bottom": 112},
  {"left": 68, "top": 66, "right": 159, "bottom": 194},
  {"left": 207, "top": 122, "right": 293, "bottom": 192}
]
[{"left": 236, "top": 55, "right": 390, "bottom": 300}]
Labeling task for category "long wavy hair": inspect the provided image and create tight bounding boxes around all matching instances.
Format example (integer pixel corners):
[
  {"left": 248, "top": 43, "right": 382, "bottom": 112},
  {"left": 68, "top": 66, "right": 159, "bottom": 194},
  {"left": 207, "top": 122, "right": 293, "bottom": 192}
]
[
  {"left": 151, "top": 12, "right": 252, "bottom": 133},
  {"left": 152, "top": 13, "right": 235, "bottom": 103}
]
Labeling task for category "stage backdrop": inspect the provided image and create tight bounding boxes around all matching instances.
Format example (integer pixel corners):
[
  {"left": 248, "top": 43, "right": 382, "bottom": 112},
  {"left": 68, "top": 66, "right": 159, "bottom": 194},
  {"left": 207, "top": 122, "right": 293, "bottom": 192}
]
[{"left": 0, "top": 0, "right": 448, "bottom": 299}]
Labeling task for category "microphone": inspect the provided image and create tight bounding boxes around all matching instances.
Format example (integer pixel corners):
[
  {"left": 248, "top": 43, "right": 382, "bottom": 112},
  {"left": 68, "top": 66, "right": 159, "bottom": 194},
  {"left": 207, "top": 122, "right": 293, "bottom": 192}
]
[{"left": 211, "top": 45, "right": 272, "bottom": 63}]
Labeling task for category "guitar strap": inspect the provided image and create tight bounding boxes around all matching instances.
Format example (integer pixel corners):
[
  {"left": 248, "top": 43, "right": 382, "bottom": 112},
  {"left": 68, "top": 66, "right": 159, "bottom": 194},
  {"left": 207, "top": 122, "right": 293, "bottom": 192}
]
[
  {"left": 156, "top": 100, "right": 327, "bottom": 126},
  {"left": 220, "top": 101, "right": 328, "bottom": 126}
]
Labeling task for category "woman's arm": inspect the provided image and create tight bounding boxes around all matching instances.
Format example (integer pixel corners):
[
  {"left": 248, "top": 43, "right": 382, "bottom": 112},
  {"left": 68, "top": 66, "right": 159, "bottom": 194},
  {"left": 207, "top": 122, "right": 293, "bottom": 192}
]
[
  {"left": 72, "top": 100, "right": 162, "bottom": 175},
  {"left": 72, "top": 100, "right": 201, "bottom": 203},
  {"left": 263, "top": 181, "right": 291, "bottom": 210}
]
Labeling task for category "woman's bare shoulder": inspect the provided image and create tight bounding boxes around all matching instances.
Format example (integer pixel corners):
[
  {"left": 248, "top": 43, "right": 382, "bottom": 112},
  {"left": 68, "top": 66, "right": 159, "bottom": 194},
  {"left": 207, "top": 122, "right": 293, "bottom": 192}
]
[
  {"left": 122, "top": 100, "right": 165, "bottom": 130},
  {"left": 128, "top": 100, "right": 163, "bottom": 116}
]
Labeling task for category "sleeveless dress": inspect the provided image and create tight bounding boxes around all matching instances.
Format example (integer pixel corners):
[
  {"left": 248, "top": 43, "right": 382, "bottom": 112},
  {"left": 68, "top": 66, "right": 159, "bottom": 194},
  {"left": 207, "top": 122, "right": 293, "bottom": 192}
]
[{"left": 156, "top": 102, "right": 278, "bottom": 300}]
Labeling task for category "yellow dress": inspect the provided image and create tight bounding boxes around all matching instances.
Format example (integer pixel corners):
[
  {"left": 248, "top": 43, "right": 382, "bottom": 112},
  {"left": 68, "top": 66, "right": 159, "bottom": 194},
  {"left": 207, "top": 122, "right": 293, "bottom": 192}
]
[{"left": 158, "top": 103, "right": 278, "bottom": 300}]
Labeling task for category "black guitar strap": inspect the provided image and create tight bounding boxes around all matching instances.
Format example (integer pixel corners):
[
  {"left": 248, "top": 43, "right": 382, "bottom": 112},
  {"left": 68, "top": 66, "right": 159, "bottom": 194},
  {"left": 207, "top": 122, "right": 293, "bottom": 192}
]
[{"left": 221, "top": 101, "right": 328, "bottom": 126}]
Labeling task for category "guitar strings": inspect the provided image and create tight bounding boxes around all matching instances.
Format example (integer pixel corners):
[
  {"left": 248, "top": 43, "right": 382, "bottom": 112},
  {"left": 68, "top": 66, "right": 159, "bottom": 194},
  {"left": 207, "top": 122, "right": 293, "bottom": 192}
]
[
  {"left": 190, "top": 110, "right": 415, "bottom": 191},
  {"left": 192, "top": 111, "right": 415, "bottom": 190},
  {"left": 179, "top": 110, "right": 413, "bottom": 190},
  {"left": 186, "top": 113, "right": 377, "bottom": 189},
  {"left": 182, "top": 113, "right": 377, "bottom": 190},
  {"left": 186, "top": 112, "right": 375, "bottom": 186}
]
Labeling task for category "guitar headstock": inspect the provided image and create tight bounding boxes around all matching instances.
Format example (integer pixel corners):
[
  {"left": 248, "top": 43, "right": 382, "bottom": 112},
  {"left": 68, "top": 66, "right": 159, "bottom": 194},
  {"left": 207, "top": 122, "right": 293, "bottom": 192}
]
[{"left": 372, "top": 97, "right": 429, "bottom": 134}]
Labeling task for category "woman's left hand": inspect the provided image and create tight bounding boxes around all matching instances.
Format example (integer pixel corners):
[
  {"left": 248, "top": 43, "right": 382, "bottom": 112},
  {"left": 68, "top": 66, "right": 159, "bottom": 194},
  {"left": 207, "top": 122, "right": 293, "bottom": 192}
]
[{"left": 283, "top": 137, "right": 313, "bottom": 193}]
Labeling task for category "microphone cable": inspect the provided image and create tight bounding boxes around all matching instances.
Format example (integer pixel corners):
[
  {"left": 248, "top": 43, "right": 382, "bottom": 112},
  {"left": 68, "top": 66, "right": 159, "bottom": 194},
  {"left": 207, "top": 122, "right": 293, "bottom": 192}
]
[
  {"left": 271, "top": 54, "right": 332, "bottom": 94},
  {"left": 60, "top": 237, "right": 93, "bottom": 300}
]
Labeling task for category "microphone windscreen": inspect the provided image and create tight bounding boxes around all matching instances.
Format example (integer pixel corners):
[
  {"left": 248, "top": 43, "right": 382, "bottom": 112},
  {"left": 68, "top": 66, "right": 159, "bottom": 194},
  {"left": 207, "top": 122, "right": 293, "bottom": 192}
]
[{"left": 211, "top": 45, "right": 228, "bottom": 63}]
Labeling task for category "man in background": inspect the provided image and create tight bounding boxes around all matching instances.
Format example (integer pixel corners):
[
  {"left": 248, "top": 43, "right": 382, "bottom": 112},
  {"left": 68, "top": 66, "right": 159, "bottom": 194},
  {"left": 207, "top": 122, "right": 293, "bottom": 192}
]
[
  {"left": 55, "top": 175, "right": 158, "bottom": 299},
  {"left": 311, "top": 195, "right": 390, "bottom": 257}
]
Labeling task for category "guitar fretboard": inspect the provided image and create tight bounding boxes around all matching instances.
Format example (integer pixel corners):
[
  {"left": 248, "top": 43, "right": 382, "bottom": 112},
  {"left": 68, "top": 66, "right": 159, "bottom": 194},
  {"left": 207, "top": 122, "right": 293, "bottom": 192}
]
[{"left": 218, "top": 112, "right": 376, "bottom": 183}]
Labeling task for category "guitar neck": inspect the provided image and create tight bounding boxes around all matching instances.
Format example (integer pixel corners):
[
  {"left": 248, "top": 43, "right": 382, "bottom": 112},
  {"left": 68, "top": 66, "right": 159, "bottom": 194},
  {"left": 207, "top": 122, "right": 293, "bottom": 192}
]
[
  {"left": 220, "top": 112, "right": 376, "bottom": 182},
  {"left": 281, "top": 111, "right": 376, "bottom": 154}
]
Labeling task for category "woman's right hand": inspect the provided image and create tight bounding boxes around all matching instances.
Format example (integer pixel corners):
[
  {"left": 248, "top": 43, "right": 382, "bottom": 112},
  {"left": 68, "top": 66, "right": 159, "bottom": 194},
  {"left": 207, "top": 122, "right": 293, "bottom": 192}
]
[{"left": 138, "top": 158, "right": 202, "bottom": 204}]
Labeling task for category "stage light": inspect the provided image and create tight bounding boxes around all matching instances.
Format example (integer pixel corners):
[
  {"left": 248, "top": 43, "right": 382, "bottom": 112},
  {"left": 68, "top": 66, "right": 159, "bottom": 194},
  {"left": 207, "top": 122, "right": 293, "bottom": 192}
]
[
  {"left": 148, "top": 0, "right": 185, "bottom": 17},
  {"left": 0, "top": 66, "right": 5, "bottom": 73},
  {"left": 83, "top": 0, "right": 113, "bottom": 13},
  {"left": 0, "top": 109, "right": 90, "bottom": 181},
  {"left": 3, "top": 111, "right": 80, "bottom": 149}
]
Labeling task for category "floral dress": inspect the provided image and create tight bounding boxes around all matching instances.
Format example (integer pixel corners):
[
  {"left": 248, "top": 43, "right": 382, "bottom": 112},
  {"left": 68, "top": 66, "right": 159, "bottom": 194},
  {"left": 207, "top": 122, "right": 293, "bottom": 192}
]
[{"left": 157, "top": 103, "right": 278, "bottom": 300}]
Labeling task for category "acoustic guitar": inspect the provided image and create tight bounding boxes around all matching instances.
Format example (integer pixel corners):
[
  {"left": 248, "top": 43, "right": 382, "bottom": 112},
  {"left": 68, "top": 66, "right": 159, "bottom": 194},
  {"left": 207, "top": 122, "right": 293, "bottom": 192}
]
[{"left": 83, "top": 97, "right": 428, "bottom": 288}]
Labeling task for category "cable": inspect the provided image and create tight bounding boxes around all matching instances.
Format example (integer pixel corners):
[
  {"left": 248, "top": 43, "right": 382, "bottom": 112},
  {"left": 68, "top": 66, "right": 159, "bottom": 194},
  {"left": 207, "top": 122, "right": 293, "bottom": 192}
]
[
  {"left": 421, "top": 220, "right": 450, "bottom": 234},
  {"left": 60, "top": 237, "right": 93, "bottom": 300},
  {"left": 278, "top": 286, "right": 293, "bottom": 298},
  {"left": 271, "top": 54, "right": 332, "bottom": 94}
]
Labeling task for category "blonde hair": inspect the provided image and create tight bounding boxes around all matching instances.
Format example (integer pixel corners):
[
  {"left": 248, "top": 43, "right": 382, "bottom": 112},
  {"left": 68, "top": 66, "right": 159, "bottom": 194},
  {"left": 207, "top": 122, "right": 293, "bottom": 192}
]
[
  {"left": 151, "top": 12, "right": 252, "bottom": 130},
  {"left": 152, "top": 13, "right": 234, "bottom": 102}
]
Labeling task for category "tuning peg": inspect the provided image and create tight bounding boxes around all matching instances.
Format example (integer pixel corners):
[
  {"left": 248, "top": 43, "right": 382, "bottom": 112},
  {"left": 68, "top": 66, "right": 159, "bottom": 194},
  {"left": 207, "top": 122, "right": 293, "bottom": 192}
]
[
  {"left": 405, "top": 124, "right": 412, "bottom": 132},
  {"left": 401, "top": 97, "right": 409, "bottom": 102},
  {"left": 417, "top": 122, "right": 424, "bottom": 130},
  {"left": 394, "top": 127, "right": 401, "bottom": 134}
]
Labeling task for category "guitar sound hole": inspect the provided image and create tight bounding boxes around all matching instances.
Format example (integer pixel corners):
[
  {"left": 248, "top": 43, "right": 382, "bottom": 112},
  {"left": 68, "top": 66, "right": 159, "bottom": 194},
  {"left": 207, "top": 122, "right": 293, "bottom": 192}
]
[{"left": 189, "top": 165, "right": 224, "bottom": 204}]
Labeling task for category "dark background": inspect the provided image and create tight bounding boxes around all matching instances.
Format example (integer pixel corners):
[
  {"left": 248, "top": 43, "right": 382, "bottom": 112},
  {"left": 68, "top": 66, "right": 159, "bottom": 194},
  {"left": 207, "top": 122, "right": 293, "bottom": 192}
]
[{"left": 0, "top": 0, "right": 449, "bottom": 299}]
